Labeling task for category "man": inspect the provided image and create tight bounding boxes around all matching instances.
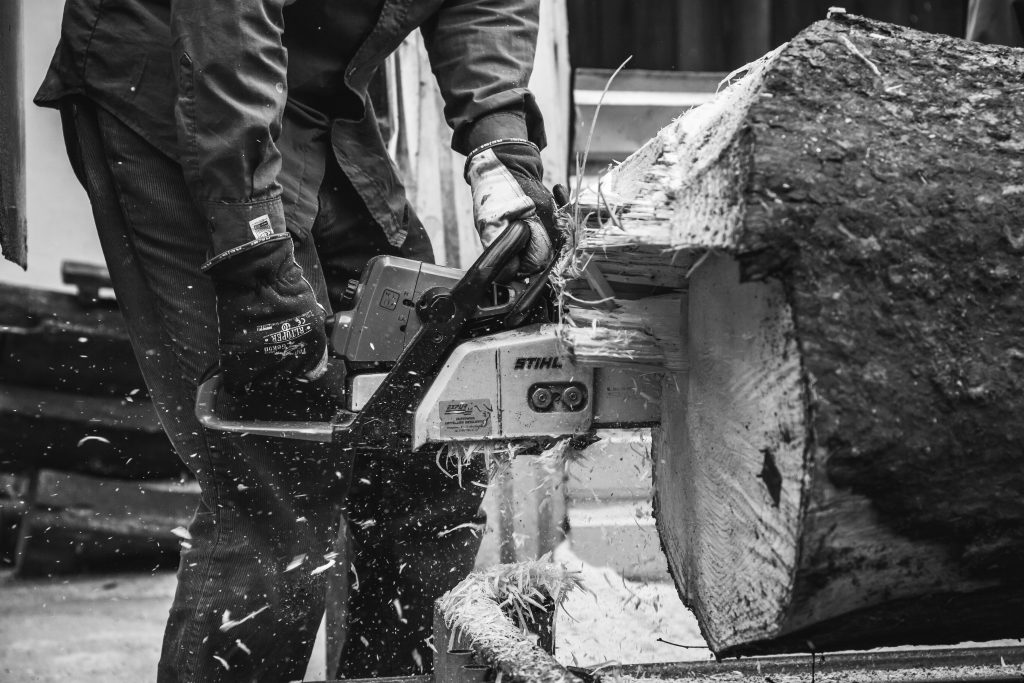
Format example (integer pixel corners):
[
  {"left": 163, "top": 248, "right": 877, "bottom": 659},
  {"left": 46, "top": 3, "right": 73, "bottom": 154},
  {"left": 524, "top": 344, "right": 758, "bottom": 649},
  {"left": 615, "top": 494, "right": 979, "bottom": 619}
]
[
  {"left": 967, "top": 0, "right": 1024, "bottom": 46},
  {"left": 36, "top": 1, "right": 559, "bottom": 679}
]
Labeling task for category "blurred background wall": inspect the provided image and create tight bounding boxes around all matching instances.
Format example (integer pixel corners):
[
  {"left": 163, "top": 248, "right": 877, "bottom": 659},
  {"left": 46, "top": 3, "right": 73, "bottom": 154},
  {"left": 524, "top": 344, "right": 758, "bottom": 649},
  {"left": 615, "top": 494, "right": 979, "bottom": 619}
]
[{"left": 568, "top": 0, "right": 968, "bottom": 71}]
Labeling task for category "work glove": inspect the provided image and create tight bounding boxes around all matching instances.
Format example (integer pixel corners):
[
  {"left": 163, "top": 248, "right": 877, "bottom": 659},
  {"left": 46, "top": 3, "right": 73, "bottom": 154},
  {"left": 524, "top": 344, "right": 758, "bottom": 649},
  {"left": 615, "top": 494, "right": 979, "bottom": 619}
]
[
  {"left": 202, "top": 233, "right": 328, "bottom": 396},
  {"left": 465, "top": 138, "right": 564, "bottom": 277}
]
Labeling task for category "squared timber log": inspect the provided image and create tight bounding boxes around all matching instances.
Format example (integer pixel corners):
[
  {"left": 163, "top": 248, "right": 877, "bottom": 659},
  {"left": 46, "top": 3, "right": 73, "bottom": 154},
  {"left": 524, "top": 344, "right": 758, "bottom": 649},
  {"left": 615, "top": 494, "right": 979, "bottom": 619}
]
[{"left": 557, "top": 11, "right": 1024, "bottom": 656}]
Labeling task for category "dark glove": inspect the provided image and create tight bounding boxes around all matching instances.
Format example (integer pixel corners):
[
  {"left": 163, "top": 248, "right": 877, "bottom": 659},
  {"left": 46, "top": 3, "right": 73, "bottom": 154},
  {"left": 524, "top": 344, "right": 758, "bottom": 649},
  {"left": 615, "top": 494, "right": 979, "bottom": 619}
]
[
  {"left": 465, "top": 139, "right": 566, "bottom": 276},
  {"left": 202, "top": 233, "right": 328, "bottom": 395}
]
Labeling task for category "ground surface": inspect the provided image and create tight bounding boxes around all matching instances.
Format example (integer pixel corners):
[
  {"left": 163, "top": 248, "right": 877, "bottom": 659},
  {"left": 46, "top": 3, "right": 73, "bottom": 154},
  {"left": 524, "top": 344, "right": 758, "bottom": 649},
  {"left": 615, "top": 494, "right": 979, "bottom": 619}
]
[
  {"left": 0, "top": 568, "right": 176, "bottom": 682},
  {"left": 2, "top": 551, "right": 1020, "bottom": 682},
  {"left": 553, "top": 544, "right": 709, "bottom": 668},
  {"left": 0, "top": 543, "right": 707, "bottom": 682}
]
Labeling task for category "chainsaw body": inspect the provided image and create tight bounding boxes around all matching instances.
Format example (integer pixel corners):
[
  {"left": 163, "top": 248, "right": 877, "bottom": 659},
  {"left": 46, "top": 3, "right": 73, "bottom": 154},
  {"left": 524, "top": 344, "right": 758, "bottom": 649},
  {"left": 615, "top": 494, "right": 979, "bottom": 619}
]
[
  {"left": 195, "top": 224, "right": 660, "bottom": 451},
  {"left": 347, "top": 325, "right": 659, "bottom": 449},
  {"left": 331, "top": 256, "right": 522, "bottom": 367}
]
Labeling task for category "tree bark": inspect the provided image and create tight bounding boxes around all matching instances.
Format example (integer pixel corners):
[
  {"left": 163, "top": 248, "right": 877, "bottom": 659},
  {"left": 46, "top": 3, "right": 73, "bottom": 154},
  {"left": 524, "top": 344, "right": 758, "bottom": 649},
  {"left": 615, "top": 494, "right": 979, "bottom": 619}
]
[{"left": 558, "top": 12, "right": 1024, "bottom": 655}]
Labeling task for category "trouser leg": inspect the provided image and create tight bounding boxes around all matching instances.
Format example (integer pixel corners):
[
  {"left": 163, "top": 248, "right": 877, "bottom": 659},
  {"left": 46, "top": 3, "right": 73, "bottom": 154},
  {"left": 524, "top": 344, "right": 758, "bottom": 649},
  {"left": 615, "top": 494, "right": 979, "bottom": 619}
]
[
  {"left": 339, "top": 452, "right": 487, "bottom": 676},
  {"left": 310, "top": 161, "right": 486, "bottom": 676},
  {"left": 61, "top": 100, "right": 350, "bottom": 682}
]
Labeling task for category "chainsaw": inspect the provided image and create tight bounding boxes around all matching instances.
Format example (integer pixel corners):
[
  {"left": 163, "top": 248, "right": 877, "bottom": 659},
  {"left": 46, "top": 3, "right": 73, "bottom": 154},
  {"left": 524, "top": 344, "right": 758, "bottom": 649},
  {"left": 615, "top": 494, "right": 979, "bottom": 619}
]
[{"left": 195, "top": 221, "right": 661, "bottom": 452}]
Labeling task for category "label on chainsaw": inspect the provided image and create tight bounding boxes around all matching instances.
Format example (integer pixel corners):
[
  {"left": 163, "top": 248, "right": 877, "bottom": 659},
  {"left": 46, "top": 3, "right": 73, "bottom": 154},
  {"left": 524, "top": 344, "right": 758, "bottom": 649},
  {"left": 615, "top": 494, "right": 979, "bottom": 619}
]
[{"left": 439, "top": 399, "right": 493, "bottom": 438}]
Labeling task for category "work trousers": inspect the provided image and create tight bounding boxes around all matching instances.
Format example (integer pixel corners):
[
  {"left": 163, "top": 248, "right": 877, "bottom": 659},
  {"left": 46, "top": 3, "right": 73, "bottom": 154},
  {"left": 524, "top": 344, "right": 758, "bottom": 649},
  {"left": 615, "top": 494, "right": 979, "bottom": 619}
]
[{"left": 60, "top": 99, "right": 486, "bottom": 681}]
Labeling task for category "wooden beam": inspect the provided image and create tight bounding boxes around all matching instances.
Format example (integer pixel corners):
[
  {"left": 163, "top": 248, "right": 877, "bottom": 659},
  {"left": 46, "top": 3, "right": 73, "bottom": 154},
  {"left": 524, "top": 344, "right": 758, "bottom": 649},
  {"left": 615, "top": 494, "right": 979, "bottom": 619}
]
[
  {"left": 557, "top": 12, "right": 1024, "bottom": 655},
  {"left": 0, "top": 0, "right": 26, "bottom": 268},
  {"left": 572, "top": 69, "right": 722, "bottom": 171},
  {"left": 14, "top": 469, "right": 198, "bottom": 577}
]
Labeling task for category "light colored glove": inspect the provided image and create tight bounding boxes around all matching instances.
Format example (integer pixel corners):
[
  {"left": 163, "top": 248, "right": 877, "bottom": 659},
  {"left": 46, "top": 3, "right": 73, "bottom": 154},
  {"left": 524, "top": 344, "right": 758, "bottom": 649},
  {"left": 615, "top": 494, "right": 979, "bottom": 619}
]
[{"left": 465, "top": 141, "right": 555, "bottom": 276}]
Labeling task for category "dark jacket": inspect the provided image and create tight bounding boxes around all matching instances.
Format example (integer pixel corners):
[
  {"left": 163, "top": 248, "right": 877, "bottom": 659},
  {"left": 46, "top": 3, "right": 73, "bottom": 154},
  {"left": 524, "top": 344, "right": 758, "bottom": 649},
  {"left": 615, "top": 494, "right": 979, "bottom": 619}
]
[{"left": 36, "top": 0, "right": 545, "bottom": 254}]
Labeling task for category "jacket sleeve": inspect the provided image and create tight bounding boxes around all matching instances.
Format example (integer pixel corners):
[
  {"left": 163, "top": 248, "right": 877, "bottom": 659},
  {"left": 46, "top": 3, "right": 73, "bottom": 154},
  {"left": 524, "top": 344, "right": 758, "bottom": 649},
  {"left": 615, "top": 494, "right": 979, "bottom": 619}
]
[
  {"left": 170, "top": 0, "right": 290, "bottom": 256},
  {"left": 420, "top": 0, "right": 546, "bottom": 155}
]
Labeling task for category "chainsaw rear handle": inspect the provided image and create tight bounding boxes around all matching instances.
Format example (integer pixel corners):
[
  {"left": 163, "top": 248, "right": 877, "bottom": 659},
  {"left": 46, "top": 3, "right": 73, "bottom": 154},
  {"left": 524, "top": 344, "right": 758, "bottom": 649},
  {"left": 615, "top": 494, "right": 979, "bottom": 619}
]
[{"left": 195, "top": 221, "right": 531, "bottom": 443}]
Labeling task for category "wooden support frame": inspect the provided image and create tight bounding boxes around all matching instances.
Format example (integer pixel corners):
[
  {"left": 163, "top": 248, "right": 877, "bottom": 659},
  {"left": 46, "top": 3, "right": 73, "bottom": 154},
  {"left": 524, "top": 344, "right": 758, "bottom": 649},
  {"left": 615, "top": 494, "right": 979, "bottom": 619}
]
[
  {"left": 13, "top": 469, "right": 199, "bottom": 577},
  {"left": 0, "top": 0, "right": 26, "bottom": 267}
]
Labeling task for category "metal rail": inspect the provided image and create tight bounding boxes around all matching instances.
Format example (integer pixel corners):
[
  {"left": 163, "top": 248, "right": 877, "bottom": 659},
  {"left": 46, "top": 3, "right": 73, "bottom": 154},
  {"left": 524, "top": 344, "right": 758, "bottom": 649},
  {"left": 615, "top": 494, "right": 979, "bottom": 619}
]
[
  {"left": 576, "top": 645, "right": 1024, "bottom": 682},
  {"left": 307, "top": 645, "right": 1024, "bottom": 683}
]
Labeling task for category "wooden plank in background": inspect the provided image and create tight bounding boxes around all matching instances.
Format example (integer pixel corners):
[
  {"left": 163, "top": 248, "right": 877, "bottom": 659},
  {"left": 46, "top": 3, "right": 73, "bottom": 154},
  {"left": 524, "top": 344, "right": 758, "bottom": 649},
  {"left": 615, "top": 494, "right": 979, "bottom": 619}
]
[
  {"left": 573, "top": 69, "right": 722, "bottom": 174},
  {"left": 391, "top": 37, "right": 472, "bottom": 268},
  {"left": 14, "top": 469, "right": 199, "bottom": 577},
  {"left": 0, "top": 0, "right": 26, "bottom": 268},
  {"left": 532, "top": 0, "right": 572, "bottom": 190}
]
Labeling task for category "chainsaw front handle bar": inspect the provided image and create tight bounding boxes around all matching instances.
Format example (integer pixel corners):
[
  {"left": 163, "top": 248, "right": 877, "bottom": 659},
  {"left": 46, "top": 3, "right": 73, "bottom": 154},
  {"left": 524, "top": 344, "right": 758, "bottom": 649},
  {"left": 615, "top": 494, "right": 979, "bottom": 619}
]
[
  {"left": 194, "top": 374, "right": 353, "bottom": 442},
  {"left": 195, "top": 221, "right": 531, "bottom": 446}
]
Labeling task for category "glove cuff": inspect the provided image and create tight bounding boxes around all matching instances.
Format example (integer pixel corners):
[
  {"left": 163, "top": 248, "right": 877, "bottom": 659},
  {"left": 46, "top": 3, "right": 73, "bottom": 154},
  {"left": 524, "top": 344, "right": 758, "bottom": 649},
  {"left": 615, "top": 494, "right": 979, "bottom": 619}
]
[
  {"left": 201, "top": 195, "right": 289, "bottom": 258},
  {"left": 464, "top": 139, "right": 540, "bottom": 182},
  {"left": 201, "top": 233, "right": 291, "bottom": 273},
  {"left": 463, "top": 110, "right": 531, "bottom": 152}
]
